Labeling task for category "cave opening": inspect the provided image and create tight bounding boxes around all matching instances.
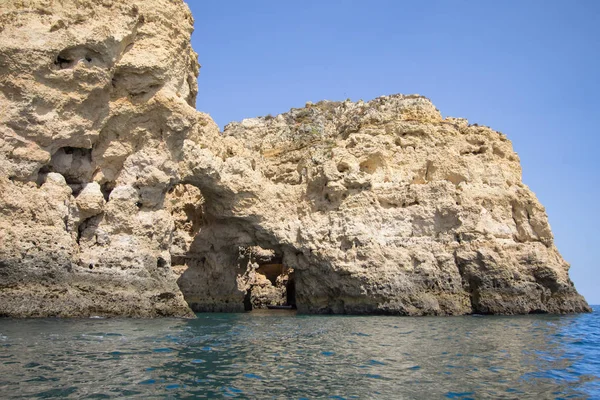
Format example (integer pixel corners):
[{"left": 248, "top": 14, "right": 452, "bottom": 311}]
[
  {"left": 243, "top": 289, "right": 252, "bottom": 311},
  {"left": 244, "top": 250, "right": 297, "bottom": 311},
  {"left": 256, "top": 263, "right": 283, "bottom": 286},
  {"left": 165, "top": 184, "right": 299, "bottom": 314},
  {"left": 286, "top": 271, "right": 296, "bottom": 308}
]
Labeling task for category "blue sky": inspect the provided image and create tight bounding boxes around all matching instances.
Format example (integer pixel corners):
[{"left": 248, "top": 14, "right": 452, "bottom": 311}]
[{"left": 185, "top": 1, "right": 600, "bottom": 304}]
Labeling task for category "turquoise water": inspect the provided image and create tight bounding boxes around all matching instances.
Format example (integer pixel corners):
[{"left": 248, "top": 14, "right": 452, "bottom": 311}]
[{"left": 0, "top": 307, "right": 598, "bottom": 399}]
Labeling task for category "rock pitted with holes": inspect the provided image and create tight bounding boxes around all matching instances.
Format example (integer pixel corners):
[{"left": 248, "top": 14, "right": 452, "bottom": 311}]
[
  {"left": 0, "top": 0, "right": 200, "bottom": 317},
  {"left": 0, "top": 0, "right": 590, "bottom": 317},
  {"left": 198, "top": 97, "right": 590, "bottom": 315}
]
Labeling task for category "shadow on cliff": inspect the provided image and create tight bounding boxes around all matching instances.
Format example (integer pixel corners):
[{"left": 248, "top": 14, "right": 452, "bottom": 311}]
[{"left": 170, "top": 187, "right": 387, "bottom": 314}]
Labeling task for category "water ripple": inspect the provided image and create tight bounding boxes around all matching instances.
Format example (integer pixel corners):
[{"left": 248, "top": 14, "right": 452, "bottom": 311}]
[{"left": 0, "top": 307, "right": 598, "bottom": 398}]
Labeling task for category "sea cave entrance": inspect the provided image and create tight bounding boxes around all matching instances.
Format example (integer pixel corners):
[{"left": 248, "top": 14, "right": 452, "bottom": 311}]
[
  {"left": 166, "top": 185, "right": 298, "bottom": 313},
  {"left": 242, "top": 249, "right": 296, "bottom": 311}
]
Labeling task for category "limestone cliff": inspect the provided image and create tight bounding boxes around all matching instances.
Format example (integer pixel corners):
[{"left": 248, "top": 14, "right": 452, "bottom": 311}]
[
  {"left": 0, "top": 0, "right": 590, "bottom": 317},
  {"left": 0, "top": 0, "right": 200, "bottom": 317}
]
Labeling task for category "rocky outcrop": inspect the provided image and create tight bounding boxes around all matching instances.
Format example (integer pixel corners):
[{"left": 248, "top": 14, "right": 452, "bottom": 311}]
[
  {"left": 0, "top": 0, "right": 201, "bottom": 317},
  {"left": 0, "top": 0, "right": 590, "bottom": 317},
  {"left": 177, "top": 97, "right": 590, "bottom": 315}
]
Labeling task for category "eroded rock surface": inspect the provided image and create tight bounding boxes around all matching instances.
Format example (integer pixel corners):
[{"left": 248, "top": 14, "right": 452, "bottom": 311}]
[
  {"left": 0, "top": 0, "right": 590, "bottom": 317},
  {"left": 180, "top": 97, "right": 590, "bottom": 315},
  {"left": 0, "top": 0, "right": 202, "bottom": 317}
]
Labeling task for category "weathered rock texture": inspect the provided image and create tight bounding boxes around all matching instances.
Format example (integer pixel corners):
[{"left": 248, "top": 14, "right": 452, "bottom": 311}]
[
  {"left": 0, "top": 0, "right": 590, "bottom": 317},
  {"left": 213, "top": 98, "right": 592, "bottom": 315},
  {"left": 0, "top": 0, "right": 200, "bottom": 317}
]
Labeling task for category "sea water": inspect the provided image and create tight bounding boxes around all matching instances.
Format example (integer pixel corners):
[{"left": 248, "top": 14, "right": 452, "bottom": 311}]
[{"left": 0, "top": 307, "right": 598, "bottom": 399}]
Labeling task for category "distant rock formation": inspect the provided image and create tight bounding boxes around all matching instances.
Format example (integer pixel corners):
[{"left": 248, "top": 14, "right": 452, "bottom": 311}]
[{"left": 0, "top": 0, "right": 590, "bottom": 317}]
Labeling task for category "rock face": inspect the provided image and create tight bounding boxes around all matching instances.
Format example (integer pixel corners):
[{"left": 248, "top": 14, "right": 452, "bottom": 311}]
[
  {"left": 0, "top": 1, "right": 590, "bottom": 317},
  {"left": 0, "top": 0, "right": 201, "bottom": 317},
  {"left": 179, "top": 97, "right": 590, "bottom": 315}
]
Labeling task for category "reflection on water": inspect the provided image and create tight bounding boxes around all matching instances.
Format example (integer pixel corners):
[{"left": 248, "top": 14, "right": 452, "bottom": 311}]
[{"left": 0, "top": 307, "right": 598, "bottom": 399}]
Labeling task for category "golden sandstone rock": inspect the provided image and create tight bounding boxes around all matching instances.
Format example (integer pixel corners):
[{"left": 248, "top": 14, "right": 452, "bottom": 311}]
[{"left": 0, "top": 1, "right": 590, "bottom": 317}]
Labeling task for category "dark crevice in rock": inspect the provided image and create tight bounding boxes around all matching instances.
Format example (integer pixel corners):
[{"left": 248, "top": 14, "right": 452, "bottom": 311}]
[
  {"left": 238, "top": 246, "right": 296, "bottom": 310},
  {"left": 76, "top": 218, "right": 89, "bottom": 245},
  {"left": 455, "top": 250, "right": 483, "bottom": 314},
  {"left": 528, "top": 309, "right": 548, "bottom": 314},
  {"left": 53, "top": 45, "right": 106, "bottom": 70},
  {"left": 45, "top": 147, "right": 94, "bottom": 185},
  {"left": 243, "top": 289, "right": 252, "bottom": 311},
  {"left": 170, "top": 184, "right": 304, "bottom": 313},
  {"left": 100, "top": 181, "right": 114, "bottom": 202},
  {"left": 68, "top": 183, "right": 84, "bottom": 197},
  {"left": 54, "top": 55, "right": 72, "bottom": 69},
  {"left": 286, "top": 271, "right": 297, "bottom": 307},
  {"left": 76, "top": 213, "right": 103, "bottom": 246}
]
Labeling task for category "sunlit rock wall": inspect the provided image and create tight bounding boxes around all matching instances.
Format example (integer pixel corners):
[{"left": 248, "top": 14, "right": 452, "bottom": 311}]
[{"left": 0, "top": 0, "right": 590, "bottom": 317}]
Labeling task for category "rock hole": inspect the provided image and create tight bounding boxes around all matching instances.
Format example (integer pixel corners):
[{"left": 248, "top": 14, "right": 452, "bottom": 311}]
[
  {"left": 243, "top": 247, "right": 296, "bottom": 310},
  {"left": 157, "top": 257, "right": 167, "bottom": 269},
  {"left": 256, "top": 263, "right": 284, "bottom": 286},
  {"left": 69, "top": 183, "right": 84, "bottom": 197},
  {"left": 53, "top": 46, "right": 106, "bottom": 70},
  {"left": 359, "top": 154, "right": 385, "bottom": 174},
  {"left": 101, "top": 181, "right": 115, "bottom": 202},
  {"left": 54, "top": 55, "right": 74, "bottom": 69},
  {"left": 76, "top": 223, "right": 85, "bottom": 245},
  {"left": 402, "top": 200, "right": 419, "bottom": 207},
  {"left": 244, "top": 289, "right": 252, "bottom": 311},
  {"left": 455, "top": 233, "right": 462, "bottom": 243},
  {"left": 77, "top": 214, "right": 102, "bottom": 245},
  {"left": 337, "top": 162, "right": 350, "bottom": 173},
  {"left": 286, "top": 271, "right": 296, "bottom": 307},
  {"left": 88, "top": 264, "right": 93, "bottom": 270},
  {"left": 155, "top": 292, "right": 175, "bottom": 301},
  {"left": 48, "top": 147, "right": 93, "bottom": 184}
]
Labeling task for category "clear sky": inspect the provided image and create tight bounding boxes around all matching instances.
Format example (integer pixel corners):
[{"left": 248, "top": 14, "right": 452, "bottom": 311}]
[{"left": 185, "top": 1, "right": 600, "bottom": 304}]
